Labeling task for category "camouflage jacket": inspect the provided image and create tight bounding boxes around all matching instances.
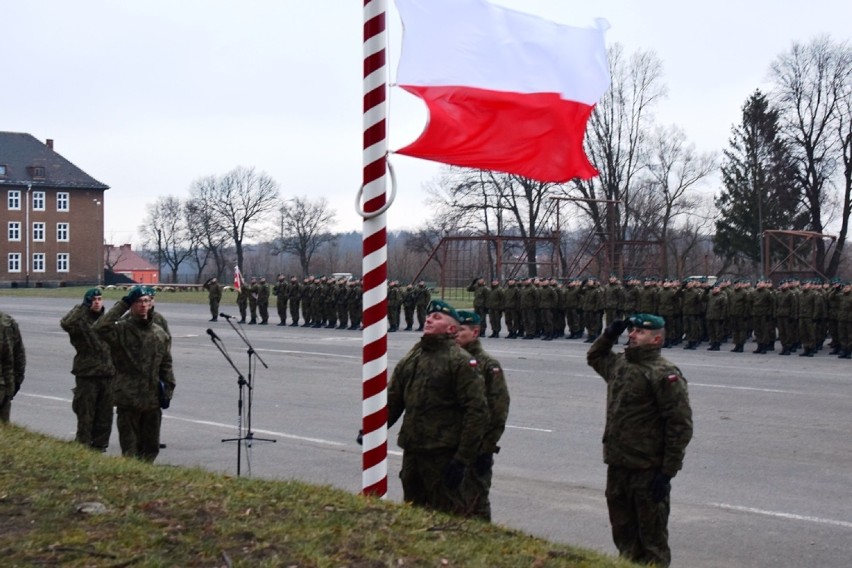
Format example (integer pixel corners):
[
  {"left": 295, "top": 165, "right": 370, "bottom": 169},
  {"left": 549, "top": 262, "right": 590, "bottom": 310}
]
[
  {"left": 0, "top": 311, "right": 26, "bottom": 398},
  {"left": 94, "top": 301, "right": 175, "bottom": 410},
  {"left": 388, "top": 334, "right": 489, "bottom": 464},
  {"left": 206, "top": 282, "right": 223, "bottom": 303},
  {"left": 587, "top": 335, "right": 693, "bottom": 477},
  {"left": 463, "top": 340, "right": 510, "bottom": 455},
  {"left": 60, "top": 304, "right": 115, "bottom": 378}
]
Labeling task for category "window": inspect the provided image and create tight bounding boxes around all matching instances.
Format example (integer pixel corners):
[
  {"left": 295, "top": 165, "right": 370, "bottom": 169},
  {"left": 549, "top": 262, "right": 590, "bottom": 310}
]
[
  {"left": 8, "top": 253, "right": 21, "bottom": 273},
  {"left": 32, "top": 253, "right": 45, "bottom": 272},
  {"left": 32, "top": 191, "right": 45, "bottom": 211},
  {"left": 57, "top": 192, "right": 69, "bottom": 211},
  {"left": 8, "top": 190, "right": 21, "bottom": 210},
  {"left": 57, "top": 253, "right": 69, "bottom": 272},
  {"left": 8, "top": 222, "right": 21, "bottom": 241},
  {"left": 32, "top": 222, "right": 45, "bottom": 242},
  {"left": 57, "top": 222, "right": 69, "bottom": 242},
  {"left": 0, "top": 165, "right": 6, "bottom": 176}
]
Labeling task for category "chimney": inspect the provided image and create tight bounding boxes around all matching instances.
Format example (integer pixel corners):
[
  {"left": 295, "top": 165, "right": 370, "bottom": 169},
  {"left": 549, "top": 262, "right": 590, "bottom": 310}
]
[{"left": 46, "top": 139, "right": 54, "bottom": 150}]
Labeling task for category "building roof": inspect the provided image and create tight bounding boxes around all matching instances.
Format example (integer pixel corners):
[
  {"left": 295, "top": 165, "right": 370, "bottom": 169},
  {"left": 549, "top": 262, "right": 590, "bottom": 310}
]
[
  {"left": 0, "top": 131, "right": 109, "bottom": 190},
  {"left": 105, "top": 244, "right": 158, "bottom": 272}
]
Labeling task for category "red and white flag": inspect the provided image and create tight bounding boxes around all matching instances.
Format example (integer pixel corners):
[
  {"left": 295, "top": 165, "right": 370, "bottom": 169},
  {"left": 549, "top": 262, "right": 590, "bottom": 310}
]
[
  {"left": 394, "top": 0, "right": 610, "bottom": 183},
  {"left": 233, "top": 265, "right": 243, "bottom": 292}
]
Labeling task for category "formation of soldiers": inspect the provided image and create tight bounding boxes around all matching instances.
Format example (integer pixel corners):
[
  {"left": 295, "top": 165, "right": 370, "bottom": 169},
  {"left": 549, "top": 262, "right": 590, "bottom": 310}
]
[
  {"left": 232, "top": 274, "right": 366, "bottom": 330},
  {"left": 458, "top": 274, "right": 852, "bottom": 358}
]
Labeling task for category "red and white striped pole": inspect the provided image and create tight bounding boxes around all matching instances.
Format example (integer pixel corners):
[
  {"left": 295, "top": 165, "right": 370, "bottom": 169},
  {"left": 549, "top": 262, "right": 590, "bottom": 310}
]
[{"left": 360, "top": 0, "right": 389, "bottom": 497}]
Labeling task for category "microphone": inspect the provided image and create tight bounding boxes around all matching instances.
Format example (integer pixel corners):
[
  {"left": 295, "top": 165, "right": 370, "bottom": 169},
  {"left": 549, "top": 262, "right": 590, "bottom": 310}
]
[
  {"left": 206, "top": 328, "right": 221, "bottom": 341},
  {"left": 219, "top": 312, "right": 234, "bottom": 319}
]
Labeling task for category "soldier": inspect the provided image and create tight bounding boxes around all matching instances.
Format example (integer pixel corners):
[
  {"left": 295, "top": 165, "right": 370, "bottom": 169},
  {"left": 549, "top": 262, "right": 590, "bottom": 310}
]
[
  {"left": 402, "top": 284, "right": 417, "bottom": 331},
  {"left": 94, "top": 285, "right": 175, "bottom": 462},
  {"left": 581, "top": 277, "right": 604, "bottom": 342},
  {"left": 728, "top": 279, "right": 753, "bottom": 352},
  {"left": 455, "top": 310, "right": 510, "bottom": 521},
  {"left": 60, "top": 288, "right": 115, "bottom": 451},
  {"left": 386, "top": 300, "right": 490, "bottom": 517},
  {"left": 563, "top": 278, "right": 584, "bottom": 339},
  {"left": 681, "top": 279, "right": 705, "bottom": 350},
  {"left": 288, "top": 276, "right": 302, "bottom": 326},
  {"left": 248, "top": 277, "right": 259, "bottom": 324},
  {"left": 467, "top": 277, "right": 490, "bottom": 336},
  {"left": 0, "top": 309, "right": 26, "bottom": 424},
  {"left": 603, "top": 274, "right": 625, "bottom": 326},
  {"left": 236, "top": 275, "right": 249, "bottom": 323},
  {"left": 656, "top": 279, "right": 681, "bottom": 348},
  {"left": 827, "top": 278, "right": 844, "bottom": 353},
  {"left": 835, "top": 282, "right": 852, "bottom": 359},
  {"left": 485, "top": 279, "right": 505, "bottom": 338},
  {"left": 797, "top": 279, "right": 822, "bottom": 357},
  {"left": 387, "top": 280, "right": 403, "bottom": 332},
  {"left": 203, "top": 277, "right": 223, "bottom": 322},
  {"left": 520, "top": 277, "right": 539, "bottom": 339},
  {"left": 621, "top": 276, "right": 641, "bottom": 319},
  {"left": 300, "top": 276, "right": 314, "bottom": 327},
  {"left": 705, "top": 284, "right": 729, "bottom": 351},
  {"left": 334, "top": 278, "right": 349, "bottom": 329},
  {"left": 538, "top": 277, "right": 558, "bottom": 340},
  {"left": 751, "top": 278, "right": 776, "bottom": 354},
  {"left": 414, "top": 280, "right": 431, "bottom": 331},
  {"left": 502, "top": 278, "right": 521, "bottom": 339},
  {"left": 587, "top": 313, "right": 693, "bottom": 568},
  {"left": 347, "top": 278, "right": 363, "bottom": 330},
  {"left": 273, "top": 274, "right": 289, "bottom": 326},
  {"left": 257, "top": 277, "right": 270, "bottom": 325}
]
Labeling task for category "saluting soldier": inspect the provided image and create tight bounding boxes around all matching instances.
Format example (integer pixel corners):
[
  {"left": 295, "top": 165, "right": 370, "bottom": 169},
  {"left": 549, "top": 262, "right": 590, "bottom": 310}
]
[
  {"left": 728, "top": 279, "right": 753, "bottom": 352},
  {"left": 248, "top": 277, "right": 259, "bottom": 324},
  {"left": 503, "top": 278, "right": 521, "bottom": 339},
  {"left": 705, "top": 284, "right": 729, "bottom": 351},
  {"left": 288, "top": 276, "right": 302, "bottom": 326},
  {"left": 467, "top": 277, "right": 490, "bottom": 336},
  {"left": 273, "top": 274, "right": 289, "bottom": 326},
  {"left": 203, "top": 277, "right": 223, "bottom": 322},
  {"left": 257, "top": 277, "right": 270, "bottom": 325},
  {"left": 520, "top": 277, "right": 540, "bottom": 339},
  {"left": 402, "top": 284, "right": 417, "bottom": 331},
  {"left": 387, "top": 280, "right": 403, "bottom": 332},
  {"left": 414, "top": 280, "right": 431, "bottom": 332},
  {"left": 347, "top": 278, "right": 363, "bottom": 330},
  {"left": 751, "top": 278, "right": 776, "bottom": 354},
  {"left": 485, "top": 279, "right": 505, "bottom": 338}
]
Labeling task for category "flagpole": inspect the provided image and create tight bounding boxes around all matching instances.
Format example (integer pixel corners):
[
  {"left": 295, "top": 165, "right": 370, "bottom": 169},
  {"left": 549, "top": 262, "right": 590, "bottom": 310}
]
[{"left": 360, "top": 0, "right": 389, "bottom": 497}]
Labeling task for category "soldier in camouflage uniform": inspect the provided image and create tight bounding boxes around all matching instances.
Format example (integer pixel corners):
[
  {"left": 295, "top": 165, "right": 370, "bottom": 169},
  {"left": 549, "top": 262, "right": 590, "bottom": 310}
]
[
  {"left": 94, "top": 286, "right": 175, "bottom": 462},
  {"left": 402, "top": 284, "right": 417, "bottom": 331},
  {"left": 455, "top": 310, "right": 510, "bottom": 521},
  {"left": 538, "top": 278, "right": 558, "bottom": 340},
  {"left": 387, "top": 280, "right": 403, "bottom": 332},
  {"left": 203, "top": 277, "right": 223, "bottom": 322},
  {"left": 467, "top": 277, "right": 490, "bottom": 336},
  {"left": 603, "top": 275, "right": 625, "bottom": 326},
  {"left": 236, "top": 275, "right": 249, "bottom": 323},
  {"left": 247, "top": 277, "right": 259, "bottom": 324},
  {"left": 797, "top": 279, "right": 822, "bottom": 357},
  {"left": 503, "top": 278, "right": 521, "bottom": 339},
  {"left": 257, "top": 277, "right": 270, "bottom": 325},
  {"left": 587, "top": 313, "right": 693, "bottom": 568},
  {"left": 387, "top": 300, "right": 490, "bottom": 517},
  {"left": 60, "top": 288, "right": 115, "bottom": 451},
  {"left": 520, "top": 277, "right": 539, "bottom": 339},
  {"left": 300, "top": 276, "right": 314, "bottom": 326},
  {"left": 347, "top": 278, "right": 363, "bottom": 330},
  {"left": 728, "top": 279, "right": 753, "bottom": 352},
  {"left": 681, "top": 280, "right": 705, "bottom": 350},
  {"left": 581, "top": 277, "right": 604, "bottom": 342},
  {"left": 485, "top": 279, "right": 505, "bottom": 338},
  {"left": 334, "top": 278, "right": 349, "bottom": 329},
  {"left": 835, "top": 282, "right": 852, "bottom": 358},
  {"left": 273, "top": 274, "right": 289, "bottom": 326},
  {"left": 563, "top": 278, "right": 584, "bottom": 339},
  {"left": 751, "top": 278, "right": 776, "bottom": 354},
  {"left": 414, "top": 280, "right": 431, "bottom": 331},
  {"left": 288, "top": 276, "right": 302, "bottom": 326},
  {"left": 0, "top": 309, "right": 26, "bottom": 424},
  {"left": 705, "top": 284, "right": 729, "bottom": 351}
]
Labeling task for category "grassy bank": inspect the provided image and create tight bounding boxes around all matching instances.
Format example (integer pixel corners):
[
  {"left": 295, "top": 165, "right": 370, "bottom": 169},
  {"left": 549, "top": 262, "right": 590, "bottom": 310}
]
[
  {"left": 0, "top": 285, "right": 215, "bottom": 305},
  {"left": 0, "top": 425, "right": 634, "bottom": 568}
]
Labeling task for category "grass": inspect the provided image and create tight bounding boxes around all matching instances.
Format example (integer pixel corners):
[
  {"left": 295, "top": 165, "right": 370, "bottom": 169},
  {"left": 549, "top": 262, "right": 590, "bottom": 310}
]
[
  {"left": 0, "top": 285, "right": 217, "bottom": 305},
  {"left": 0, "top": 425, "right": 636, "bottom": 568}
]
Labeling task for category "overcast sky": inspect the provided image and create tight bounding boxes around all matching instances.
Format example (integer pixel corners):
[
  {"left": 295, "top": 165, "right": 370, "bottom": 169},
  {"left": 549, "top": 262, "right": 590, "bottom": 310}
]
[{"left": 3, "top": 1, "right": 851, "bottom": 246}]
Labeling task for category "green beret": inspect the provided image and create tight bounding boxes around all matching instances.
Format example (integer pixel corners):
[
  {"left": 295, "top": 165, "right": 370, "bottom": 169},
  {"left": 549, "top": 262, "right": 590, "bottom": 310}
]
[
  {"left": 83, "top": 287, "right": 102, "bottom": 304},
  {"left": 628, "top": 313, "right": 666, "bottom": 330},
  {"left": 456, "top": 309, "right": 480, "bottom": 326},
  {"left": 426, "top": 299, "right": 459, "bottom": 321}
]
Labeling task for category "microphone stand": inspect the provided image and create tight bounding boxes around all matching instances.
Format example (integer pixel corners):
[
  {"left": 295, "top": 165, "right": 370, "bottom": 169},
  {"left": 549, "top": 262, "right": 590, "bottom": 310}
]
[{"left": 215, "top": 315, "right": 276, "bottom": 477}]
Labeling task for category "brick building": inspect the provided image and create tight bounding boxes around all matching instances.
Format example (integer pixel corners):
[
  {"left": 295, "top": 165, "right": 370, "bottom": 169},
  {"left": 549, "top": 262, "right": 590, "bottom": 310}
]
[
  {"left": 1, "top": 132, "right": 108, "bottom": 286},
  {"left": 104, "top": 243, "right": 159, "bottom": 284}
]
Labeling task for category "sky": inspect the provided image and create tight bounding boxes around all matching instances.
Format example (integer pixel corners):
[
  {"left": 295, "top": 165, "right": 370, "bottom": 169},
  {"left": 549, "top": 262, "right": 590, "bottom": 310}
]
[{"left": 3, "top": 0, "right": 851, "bottom": 247}]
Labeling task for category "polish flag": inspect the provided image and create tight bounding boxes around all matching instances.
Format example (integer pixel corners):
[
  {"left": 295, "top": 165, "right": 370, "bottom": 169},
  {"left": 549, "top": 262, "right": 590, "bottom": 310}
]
[
  {"left": 394, "top": 0, "right": 610, "bottom": 183},
  {"left": 233, "top": 265, "right": 243, "bottom": 292}
]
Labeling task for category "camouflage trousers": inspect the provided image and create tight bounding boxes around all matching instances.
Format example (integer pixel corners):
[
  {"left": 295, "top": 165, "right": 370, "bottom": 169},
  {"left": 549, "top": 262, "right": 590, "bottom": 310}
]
[
  {"left": 277, "top": 302, "right": 288, "bottom": 324},
  {"left": 400, "top": 450, "right": 478, "bottom": 518},
  {"left": 488, "top": 309, "right": 502, "bottom": 335},
  {"left": 388, "top": 304, "right": 401, "bottom": 329},
  {"left": 606, "top": 466, "right": 672, "bottom": 568},
  {"left": 289, "top": 300, "right": 300, "bottom": 324},
  {"left": 72, "top": 375, "right": 114, "bottom": 450},
  {"left": 238, "top": 299, "right": 248, "bottom": 321},
  {"left": 116, "top": 406, "right": 162, "bottom": 462},
  {"left": 0, "top": 396, "right": 11, "bottom": 423},
  {"left": 209, "top": 299, "right": 220, "bottom": 320}
]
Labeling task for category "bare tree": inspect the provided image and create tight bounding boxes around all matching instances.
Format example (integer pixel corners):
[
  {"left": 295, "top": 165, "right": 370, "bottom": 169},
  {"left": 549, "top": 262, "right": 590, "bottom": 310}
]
[
  {"left": 139, "top": 196, "right": 193, "bottom": 283},
  {"left": 189, "top": 166, "right": 280, "bottom": 274},
  {"left": 570, "top": 44, "right": 667, "bottom": 275},
  {"left": 770, "top": 35, "right": 852, "bottom": 276},
  {"left": 641, "top": 125, "right": 717, "bottom": 274},
  {"left": 185, "top": 191, "right": 230, "bottom": 281},
  {"left": 275, "top": 196, "right": 338, "bottom": 276}
]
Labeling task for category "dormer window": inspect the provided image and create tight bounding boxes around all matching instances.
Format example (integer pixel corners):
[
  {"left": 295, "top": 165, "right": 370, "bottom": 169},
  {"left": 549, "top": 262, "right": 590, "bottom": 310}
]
[
  {"left": 0, "top": 165, "right": 6, "bottom": 177},
  {"left": 28, "top": 165, "right": 46, "bottom": 179}
]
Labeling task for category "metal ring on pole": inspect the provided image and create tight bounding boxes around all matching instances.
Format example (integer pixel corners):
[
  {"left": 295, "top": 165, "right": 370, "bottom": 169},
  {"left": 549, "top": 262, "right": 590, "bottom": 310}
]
[{"left": 355, "top": 158, "right": 396, "bottom": 219}]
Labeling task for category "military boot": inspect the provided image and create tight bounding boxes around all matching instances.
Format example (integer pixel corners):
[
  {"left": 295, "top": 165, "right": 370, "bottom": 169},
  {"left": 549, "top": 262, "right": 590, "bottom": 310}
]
[
  {"left": 839, "top": 350, "right": 852, "bottom": 359},
  {"left": 707, "top": 342, "right": 720, "bottom": 351},
  {"left": 731, "top": 344, "right": 744, "bottom": 353},
  {"left": 799, "top": 347, "right": 814, "bottom": 357}
]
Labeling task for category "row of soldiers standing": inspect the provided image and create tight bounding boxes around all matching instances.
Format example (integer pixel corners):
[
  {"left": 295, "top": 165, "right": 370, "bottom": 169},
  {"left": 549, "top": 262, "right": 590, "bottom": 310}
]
[
  {"left": 460, "top": 275, "right": 852, "bottom": 358},
  {"left": 227, "top": 274, "right": 365, "bottom": 330}
]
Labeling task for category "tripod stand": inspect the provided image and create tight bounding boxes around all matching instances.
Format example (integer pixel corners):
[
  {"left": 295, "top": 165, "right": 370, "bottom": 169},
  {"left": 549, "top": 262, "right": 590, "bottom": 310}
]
[{"left": 207, "top": 318, "right": 275, "bottom": 476}]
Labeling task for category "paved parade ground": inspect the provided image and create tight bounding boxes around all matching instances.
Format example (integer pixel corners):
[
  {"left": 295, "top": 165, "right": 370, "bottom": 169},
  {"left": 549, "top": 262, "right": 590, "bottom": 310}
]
[{"left": 3, "top": 296, "right": 851, "bottom": 568}]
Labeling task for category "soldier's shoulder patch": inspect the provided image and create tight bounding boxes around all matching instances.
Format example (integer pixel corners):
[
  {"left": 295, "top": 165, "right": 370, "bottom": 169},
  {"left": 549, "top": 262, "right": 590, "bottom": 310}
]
[
  {"left": 469, "top": 359, "right": 478, "bottom": 368},
  {"left": 492, "top": 366, "right": 501, "bottom": 375},
  {"left": 666, "top": 373, "right": 681, "bottom": 383}
]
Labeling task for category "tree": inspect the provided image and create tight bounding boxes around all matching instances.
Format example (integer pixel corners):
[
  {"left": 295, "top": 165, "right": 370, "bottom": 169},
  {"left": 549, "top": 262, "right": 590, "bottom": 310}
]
[
  {"left": 770, "top": 36, "right": 852, "bottom": 276},
  {"left": 189, "top": 166, "right": 280, "bottom": 273},
  {"left": 185, "top": 194, "right": 230, "bottom": 282},
  {"left": 714, "top": 90, "right": 806, "bottom": 273},
  {"left": 139, "top": 196, "right": 193, "bottom": 283},
  {"left": 571, "top": 44, "right": 667, "bottom": 276},
  {"left": 275, "top": 196, "right": 337, "bottom": 276}
]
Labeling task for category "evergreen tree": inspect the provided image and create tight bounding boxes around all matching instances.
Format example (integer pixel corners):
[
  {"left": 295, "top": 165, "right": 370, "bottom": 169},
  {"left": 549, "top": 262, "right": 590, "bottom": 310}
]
[{"left": 713, "top": 90, "right": 806, "bottom": 271}]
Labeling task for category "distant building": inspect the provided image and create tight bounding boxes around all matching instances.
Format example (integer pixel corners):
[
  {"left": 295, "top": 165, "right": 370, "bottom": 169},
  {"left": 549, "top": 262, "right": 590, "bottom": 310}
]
[
  {"left": 0, "top": 132, "right": 108, "bottom": 286},
  {"left": 104, "top": 244, "right": 159, "bottom": 284}
]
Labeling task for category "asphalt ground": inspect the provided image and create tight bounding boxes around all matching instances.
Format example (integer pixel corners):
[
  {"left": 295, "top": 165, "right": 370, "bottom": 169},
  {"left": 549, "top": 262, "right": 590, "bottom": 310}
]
[{"left": 4, "top": 297, "right": 851, "bottom": 567}]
